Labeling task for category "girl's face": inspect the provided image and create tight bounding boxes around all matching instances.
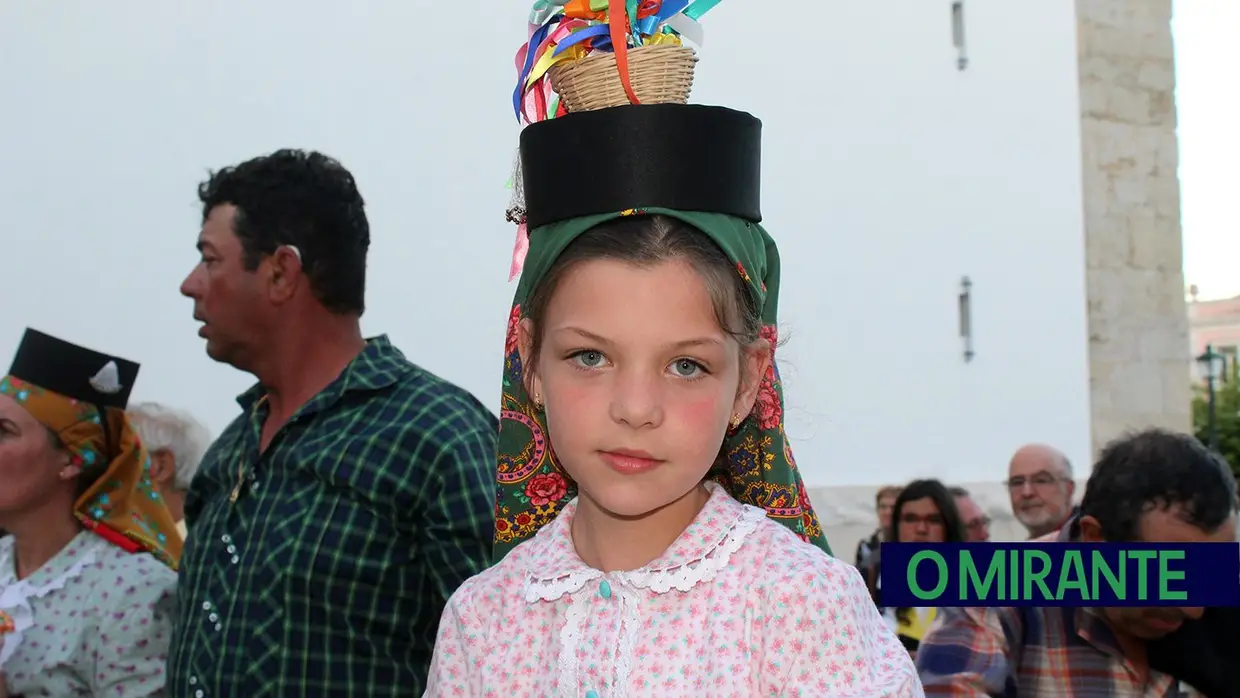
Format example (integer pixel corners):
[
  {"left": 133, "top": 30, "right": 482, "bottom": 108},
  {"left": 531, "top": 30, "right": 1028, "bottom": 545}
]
[{"left": 520, "top": 258, "right": 769, "bottom": 520}]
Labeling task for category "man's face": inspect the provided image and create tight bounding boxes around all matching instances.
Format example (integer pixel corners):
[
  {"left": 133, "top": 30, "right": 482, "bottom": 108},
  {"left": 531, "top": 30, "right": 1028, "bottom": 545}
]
[
  {"left": 956, "top": 495, "right": 990, "bottom": 541},
  {"left": 180, "top": 205, "right": 271, "bottom": 367},
  {"left": 1008, "top": 450, "right": 1074, "bottom": 533},
  {"left": 1084, "top": 507, "right": 1237, "bottom": 640}
]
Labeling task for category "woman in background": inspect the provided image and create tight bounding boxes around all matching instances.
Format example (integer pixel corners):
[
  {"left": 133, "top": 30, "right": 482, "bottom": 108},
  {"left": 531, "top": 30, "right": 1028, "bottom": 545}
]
[
  {"left": 864, "top": 478, "right": 967, "bottom": 656},
  {"left": 0, "top": 329, "right": 180, "bottom": 697}
]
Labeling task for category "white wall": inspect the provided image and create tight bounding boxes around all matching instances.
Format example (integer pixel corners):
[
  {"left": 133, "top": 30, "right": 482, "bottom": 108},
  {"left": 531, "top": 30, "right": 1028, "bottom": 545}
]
[{"left": 0, "top": 1, "right": 1091, "bottom": 489}]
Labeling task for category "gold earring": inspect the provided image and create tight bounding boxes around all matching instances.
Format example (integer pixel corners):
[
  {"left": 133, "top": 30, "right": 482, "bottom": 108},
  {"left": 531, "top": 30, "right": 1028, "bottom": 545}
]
[
  {"left": 533, "top": 392, "right": 543, "bottom": 409},
  {"left": 730, "top": 413, "right": 742, "bottom": 429}
]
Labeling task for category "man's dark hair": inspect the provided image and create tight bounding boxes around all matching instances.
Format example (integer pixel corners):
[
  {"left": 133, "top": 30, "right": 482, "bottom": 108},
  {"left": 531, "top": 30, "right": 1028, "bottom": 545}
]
[
  {"left": 198, "top": 149, "right": 369, "bottom": 315},
  {"left": 1080, "top": 428, "right": 1237, "bottom": 542},
  {"left": 949, "top": 486, "right": 969, "bottom": 497}
]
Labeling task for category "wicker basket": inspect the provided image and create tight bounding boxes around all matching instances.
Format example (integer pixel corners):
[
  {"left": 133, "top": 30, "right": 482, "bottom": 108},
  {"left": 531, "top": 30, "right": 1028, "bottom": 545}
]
[{"left": 550, "top": 44, "right": 697, "bottom": 113}]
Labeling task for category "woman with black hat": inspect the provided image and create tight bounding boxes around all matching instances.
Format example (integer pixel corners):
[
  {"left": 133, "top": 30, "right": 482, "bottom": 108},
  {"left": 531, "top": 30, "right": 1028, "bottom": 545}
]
[{"left": 0, "top": 329, "right": 180, "bottom": 697}]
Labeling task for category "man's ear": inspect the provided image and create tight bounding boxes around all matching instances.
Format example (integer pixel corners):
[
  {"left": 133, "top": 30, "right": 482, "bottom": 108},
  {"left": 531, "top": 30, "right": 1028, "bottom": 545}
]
[
  {"left": 731, "top": 337, "right": 772, "bottom": 421},
  {"left": 1077, "top": 514, "right": 1105, "bottom": 543},
  {"left": 147, "top": 450, "right": 177, "bottom": 488},
  {"left": 517, "top": 318, "right": 543, "bottom": 403},
  {"left": 267, "top": 245, "right": 304, "bottom": 304}
]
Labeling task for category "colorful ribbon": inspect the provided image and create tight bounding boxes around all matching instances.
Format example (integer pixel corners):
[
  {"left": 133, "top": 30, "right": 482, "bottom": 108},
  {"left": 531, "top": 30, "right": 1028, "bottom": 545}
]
[
  {"left": 506, "top": 0, "right": 725, "bottom": 282},
  {"left": 511, "top": 0, "right": 724, "bottom": 123}
]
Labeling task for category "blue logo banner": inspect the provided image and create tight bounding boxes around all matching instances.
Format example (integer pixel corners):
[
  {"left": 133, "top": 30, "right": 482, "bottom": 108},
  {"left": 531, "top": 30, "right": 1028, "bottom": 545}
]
[{"left": 879, "top": 543, "right": 1240, "bottom": 607}]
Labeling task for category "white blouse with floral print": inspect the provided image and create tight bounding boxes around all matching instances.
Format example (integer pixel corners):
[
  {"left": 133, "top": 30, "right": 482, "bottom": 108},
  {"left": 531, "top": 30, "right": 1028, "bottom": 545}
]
[
  {"left": 0, "top": 530, "right": 176, "bottom": 697},
  {"left": 426, "top": 482, "right": 923, "bottom": 697}
]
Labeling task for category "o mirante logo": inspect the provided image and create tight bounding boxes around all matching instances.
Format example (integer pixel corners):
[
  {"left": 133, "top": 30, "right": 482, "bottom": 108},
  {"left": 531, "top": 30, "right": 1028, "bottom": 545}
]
[{"left": 879, "top": 543, "right": 1240, "bottom": 608}]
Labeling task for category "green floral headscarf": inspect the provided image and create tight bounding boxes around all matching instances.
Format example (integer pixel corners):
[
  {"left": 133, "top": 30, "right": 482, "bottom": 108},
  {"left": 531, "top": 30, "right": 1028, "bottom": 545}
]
[{"left": 493, "top": 206, "right": 832, "bottom": 561}]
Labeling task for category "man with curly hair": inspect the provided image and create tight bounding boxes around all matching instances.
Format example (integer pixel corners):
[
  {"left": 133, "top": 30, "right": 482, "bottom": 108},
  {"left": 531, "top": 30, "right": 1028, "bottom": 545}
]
[{"left": 167, "top": 149, "right": 497, "bottom": 697}]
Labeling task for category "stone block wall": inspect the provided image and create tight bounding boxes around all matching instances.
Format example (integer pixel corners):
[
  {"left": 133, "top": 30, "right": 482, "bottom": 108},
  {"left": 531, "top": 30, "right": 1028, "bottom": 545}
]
[
  {"left": 813, "top": 2, "right": 1194, "bottom": 556},
  {"left": 1077, "top": 0, "right": 1192, "bottom": 455}
]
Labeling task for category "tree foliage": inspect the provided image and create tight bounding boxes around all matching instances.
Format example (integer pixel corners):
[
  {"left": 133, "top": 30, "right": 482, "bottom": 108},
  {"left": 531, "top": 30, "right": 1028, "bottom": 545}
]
[{"left": 1191, "top": 361, "right": 1240, "bottom": 478}]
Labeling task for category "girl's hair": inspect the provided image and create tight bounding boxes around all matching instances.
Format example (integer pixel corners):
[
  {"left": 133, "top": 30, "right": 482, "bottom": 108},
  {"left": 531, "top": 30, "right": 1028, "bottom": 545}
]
[
  {"left": 523, "top": 215, "right": 761, "bottom": 374},
  {"left": 886, "top": 478, "right": 967, "bottom": 544},
  {"left": 886, "top": 479, "right": 966, "bottom": 629}
]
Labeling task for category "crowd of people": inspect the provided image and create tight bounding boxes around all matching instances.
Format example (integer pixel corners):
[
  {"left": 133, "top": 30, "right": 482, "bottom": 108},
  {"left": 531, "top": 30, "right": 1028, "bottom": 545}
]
[
  {"left": 1, "top": 9, "right": 1237, "bottom": 697},
  {"left": 851, "top": 437, "right": 1240, "bottom": 697}
]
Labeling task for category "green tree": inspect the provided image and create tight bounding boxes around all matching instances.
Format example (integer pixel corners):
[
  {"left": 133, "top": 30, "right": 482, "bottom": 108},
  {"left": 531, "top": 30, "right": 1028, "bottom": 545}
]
[{"left": 1191, "top": 360, "right": 1240, "bottom": 478}]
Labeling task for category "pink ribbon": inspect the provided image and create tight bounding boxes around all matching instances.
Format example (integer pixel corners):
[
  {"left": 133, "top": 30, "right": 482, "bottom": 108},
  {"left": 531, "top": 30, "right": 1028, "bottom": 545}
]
[{"left": 509, "top": 221, "right": 531, "bottom": 282}]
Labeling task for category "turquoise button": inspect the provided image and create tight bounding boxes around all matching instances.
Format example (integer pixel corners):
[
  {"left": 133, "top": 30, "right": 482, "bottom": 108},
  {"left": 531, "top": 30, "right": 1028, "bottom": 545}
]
[
  {"left": 599, "top": 580, "right": 612, "bottom": 599},
  {"left": 586, "top": 692, "right": 599, "bottom": 698}
]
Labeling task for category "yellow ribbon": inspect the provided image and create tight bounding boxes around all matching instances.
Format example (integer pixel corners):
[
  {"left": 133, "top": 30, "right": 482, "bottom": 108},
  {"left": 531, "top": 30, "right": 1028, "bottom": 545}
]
[
  {"left": 645, "top": 32, "right": 682, "bottom": 46},
  {"left": 525, "top": 42, "right": 587, "bottom": 89}
]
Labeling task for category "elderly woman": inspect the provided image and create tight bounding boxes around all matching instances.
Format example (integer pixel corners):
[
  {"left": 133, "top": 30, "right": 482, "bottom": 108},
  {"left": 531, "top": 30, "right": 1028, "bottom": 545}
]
[
  {"left": 128, "top": 402, "right": 212, "bottom": 539},
  {"left": 0, "top": 329, "right": 180, "bottom": 697}
]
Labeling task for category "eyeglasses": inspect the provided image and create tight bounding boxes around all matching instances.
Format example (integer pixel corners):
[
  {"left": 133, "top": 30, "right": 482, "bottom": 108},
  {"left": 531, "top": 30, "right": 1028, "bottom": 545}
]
[
  {"left": 966, "top": 516, "right": 992, "bottom": 530},
  {"left": 1006, "top": 472, "right": 1065, "bottom": 490},
  {"left": 899, "top": 513, "right": 944, "bottom": 527}
]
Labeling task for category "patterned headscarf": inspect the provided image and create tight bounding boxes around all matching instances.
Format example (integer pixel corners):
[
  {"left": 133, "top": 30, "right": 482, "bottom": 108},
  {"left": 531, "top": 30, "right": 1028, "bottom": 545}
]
[
  {"left": 0, "top": 331, "right": 180, "bottom": 569},
  {"left": 493, "top": 207, "right": 831, "bottom": 561}
]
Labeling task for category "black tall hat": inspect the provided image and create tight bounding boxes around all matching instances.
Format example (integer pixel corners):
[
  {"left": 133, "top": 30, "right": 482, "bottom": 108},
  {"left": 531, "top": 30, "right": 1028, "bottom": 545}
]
[
  {"left": 518, "top": 103, "right": 763, "bottom": 229},
  {"left": 7, "top": 329, "right": 140, "bottom": 410}
]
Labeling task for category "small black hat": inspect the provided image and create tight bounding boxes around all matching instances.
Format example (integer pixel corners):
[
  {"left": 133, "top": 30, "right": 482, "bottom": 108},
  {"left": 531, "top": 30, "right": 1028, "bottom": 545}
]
[
  {"left": 519, "top": 103, "right": 763, "bottom": 229},
  {"left": 7, "top": 329, "right": 140, "bottom": 410}
]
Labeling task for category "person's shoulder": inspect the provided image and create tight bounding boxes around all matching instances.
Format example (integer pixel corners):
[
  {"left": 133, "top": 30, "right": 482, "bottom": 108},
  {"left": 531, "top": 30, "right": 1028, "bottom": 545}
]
[
  {"left": 444, "top": 542, "right": 532, "bottom": 617},
  {"left": 368, "top": 351, "right": 497, "bottom": 439},
  {"left": 748, "top": 512, "right": 859, "bottom": 579},
  {"left": 732, "top": 511, "right": 875, "bottom": 610},
  {"left": 85, "top": 542, "right": 177, "bottom": 612}
]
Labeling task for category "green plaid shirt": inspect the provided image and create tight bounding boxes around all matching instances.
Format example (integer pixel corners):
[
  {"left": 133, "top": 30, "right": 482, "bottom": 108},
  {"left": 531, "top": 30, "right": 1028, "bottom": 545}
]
[{"left": 167, "top": 336, "right": 497, "bottom": 697}]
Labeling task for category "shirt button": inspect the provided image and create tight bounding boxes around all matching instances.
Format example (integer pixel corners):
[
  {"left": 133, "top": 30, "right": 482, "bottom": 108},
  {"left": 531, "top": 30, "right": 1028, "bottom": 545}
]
[
  {"left": 585, "top": 692, "right": 599, "bottom": 698},
  {"left": 598, "top": 581, "right": 612, "bottom": 599}
]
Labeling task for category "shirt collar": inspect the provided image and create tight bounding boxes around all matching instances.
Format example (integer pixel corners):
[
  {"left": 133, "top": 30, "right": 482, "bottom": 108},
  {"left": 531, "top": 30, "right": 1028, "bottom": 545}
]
[
  {"left": 235, "top": 335, "right": 408, "bottom": 412},
  {"left": 520, "top": 481, "right": 767, "bottom": 602}
]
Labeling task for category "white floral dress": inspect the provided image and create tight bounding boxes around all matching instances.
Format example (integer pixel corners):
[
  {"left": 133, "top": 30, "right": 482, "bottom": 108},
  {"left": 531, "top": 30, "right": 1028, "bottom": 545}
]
[
  {"left": 426, "top": 482, "right": 922, "bottom": 697},
  {"left": 0, "top": 530, "right": 176, "bottom": 697}
]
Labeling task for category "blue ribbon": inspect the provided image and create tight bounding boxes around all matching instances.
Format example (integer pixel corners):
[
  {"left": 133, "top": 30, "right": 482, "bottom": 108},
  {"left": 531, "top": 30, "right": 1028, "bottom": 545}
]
[
  {"left": 552, "top": 24, "right": 611, "bottom": 55},
  {"left": 513, "top": 20, "right": 555, "bottom": 120},
  {"left": 683, "top": 0, "right": 721, "bottom": 21}
]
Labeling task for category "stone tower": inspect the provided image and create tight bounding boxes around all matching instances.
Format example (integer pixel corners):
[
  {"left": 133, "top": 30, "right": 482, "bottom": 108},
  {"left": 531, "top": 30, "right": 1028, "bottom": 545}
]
[{"left": 1077, "top": 0, "right": 1191, "bottom": 455}]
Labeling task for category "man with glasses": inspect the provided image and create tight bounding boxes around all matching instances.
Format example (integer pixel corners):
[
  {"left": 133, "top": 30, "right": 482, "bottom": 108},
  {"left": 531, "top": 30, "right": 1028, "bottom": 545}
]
[
  {"left": 950, "top": 486, "right": 990, "bottom": 541},
  {"left": 1005, "top": 443, "right": 1076, "bottom": 538}
]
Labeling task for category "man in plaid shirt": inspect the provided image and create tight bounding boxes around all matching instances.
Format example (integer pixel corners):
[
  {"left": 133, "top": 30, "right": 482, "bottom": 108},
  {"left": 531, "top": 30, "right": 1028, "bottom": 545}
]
[
  {"left": 916, "top": 429, "right": 1236, "bottom": 697},
  {"left": 168, "top": 149, "right": 498, "bottom": 697}
]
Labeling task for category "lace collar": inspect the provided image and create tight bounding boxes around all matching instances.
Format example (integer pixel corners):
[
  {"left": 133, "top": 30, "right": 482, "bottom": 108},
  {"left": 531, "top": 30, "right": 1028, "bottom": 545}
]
[
  {"left": 0, "top": 531, "right": 106, "bottom": 668},
  {"left": 521, "top": 481, "right": 766, "bottom": 603}
]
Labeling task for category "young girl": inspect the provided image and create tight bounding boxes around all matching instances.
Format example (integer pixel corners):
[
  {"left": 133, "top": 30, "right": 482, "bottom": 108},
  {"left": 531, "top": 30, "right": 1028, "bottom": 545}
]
[{"left": 424, "top": 4, "right": 921, "bottom": 696}]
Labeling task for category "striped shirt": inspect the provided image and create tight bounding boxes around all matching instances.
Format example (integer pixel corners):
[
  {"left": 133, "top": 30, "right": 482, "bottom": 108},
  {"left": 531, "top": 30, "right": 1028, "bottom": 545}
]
[
  {"left": 915, "top": 520, "right": 1201, "bottom": 697},
  {"left": 167, "top": 336, "right": 497, "bottom": 697}
]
